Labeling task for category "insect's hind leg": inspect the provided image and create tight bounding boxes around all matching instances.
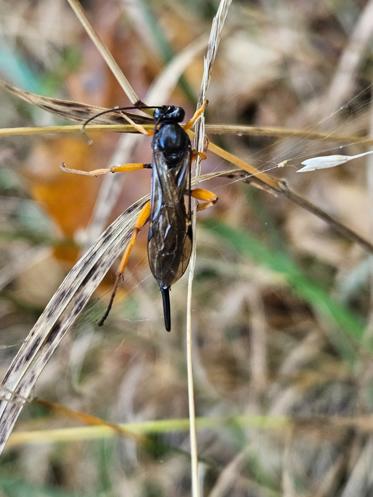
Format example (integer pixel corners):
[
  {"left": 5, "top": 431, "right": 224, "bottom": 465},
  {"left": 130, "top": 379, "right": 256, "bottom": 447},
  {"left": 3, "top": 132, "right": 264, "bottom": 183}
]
[
  {"left": 192, "top": 150, "right": 207, "bottom": 161},
  {"left": 98, "top": 200, "right": 151, "bottom": 326},
  {"left": 61, "top": 162, "right": 151, "bottom": 177},
  {"left": 190, "top": 188, "right": 218, "bottom": 211}
]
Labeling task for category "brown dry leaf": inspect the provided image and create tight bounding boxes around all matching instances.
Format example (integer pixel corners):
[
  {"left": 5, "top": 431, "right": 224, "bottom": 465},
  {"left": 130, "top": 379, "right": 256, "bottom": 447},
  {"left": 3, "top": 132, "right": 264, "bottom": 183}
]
[{"left": 23, "top": 138, "right": 101, "bottom": 263}]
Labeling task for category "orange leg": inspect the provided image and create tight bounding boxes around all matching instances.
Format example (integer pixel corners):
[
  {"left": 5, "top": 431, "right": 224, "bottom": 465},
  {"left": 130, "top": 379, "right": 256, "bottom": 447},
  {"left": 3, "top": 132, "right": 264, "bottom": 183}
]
[
  {"left": 191, "top": 188, "right": 218, "bottom": 211},
  {"left": 98, "top": 200, "right": 151, "bottom": 326},
  {"left": 192, "top": 150, "right": 207, "bottom": 161},
  {"left": 61, "top": 162, "right": 151, "bottom": 177},
  {"left": 183, "top": 100, "right": 208, "bottom": 130}
]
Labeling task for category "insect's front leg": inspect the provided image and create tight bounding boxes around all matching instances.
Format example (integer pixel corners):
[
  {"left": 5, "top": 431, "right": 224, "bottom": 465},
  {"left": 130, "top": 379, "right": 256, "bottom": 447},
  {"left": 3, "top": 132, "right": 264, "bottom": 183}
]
[
  {"left": 190, "top": 188, "right": 218, "bottom": 211},
  {"left": 98, "top": 200, "right": 151, "bottom": 326},
  {"left": 183, "top": 100, "right": 208, "bottom": 130},
  {"left": 61, "top": 162, "right": 152, "bottom": 177}
]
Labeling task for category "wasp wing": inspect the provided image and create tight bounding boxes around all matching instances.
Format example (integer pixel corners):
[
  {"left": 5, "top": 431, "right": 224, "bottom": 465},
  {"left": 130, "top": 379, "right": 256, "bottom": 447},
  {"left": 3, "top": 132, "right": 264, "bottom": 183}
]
[{"left": 148, "top": 148, "right": 193, "bottom": 288}]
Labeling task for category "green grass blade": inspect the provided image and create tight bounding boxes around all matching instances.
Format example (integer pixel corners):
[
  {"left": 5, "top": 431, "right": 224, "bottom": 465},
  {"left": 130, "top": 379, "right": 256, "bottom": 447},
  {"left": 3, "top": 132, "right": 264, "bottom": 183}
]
[{"left": 203, "top": 220, "right": 365, "bottom": 348}]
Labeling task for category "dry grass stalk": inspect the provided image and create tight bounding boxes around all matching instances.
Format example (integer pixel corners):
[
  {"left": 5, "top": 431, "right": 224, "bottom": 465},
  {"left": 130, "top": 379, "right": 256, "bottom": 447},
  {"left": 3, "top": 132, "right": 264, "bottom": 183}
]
[
  {"left": 3, "top": 121, "right": 373, "bottom": 146},
  {"left": 0, "top": 197, "right": 146, "bottom": 454},
  {"left": 9, "top": 409, "right": 373, "bottom": 448},
  {"left": 66, "top": 0, "right": 141, "bottom": 105},
  {"left": 187, "top": 1, "right": 232, "bottom": 495}
]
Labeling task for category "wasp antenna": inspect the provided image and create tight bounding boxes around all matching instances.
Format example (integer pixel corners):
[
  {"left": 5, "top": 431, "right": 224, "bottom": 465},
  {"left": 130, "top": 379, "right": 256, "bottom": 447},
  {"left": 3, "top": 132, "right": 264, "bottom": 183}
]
[
  {"left": 82, "top": 104, "right": 163, "bottom": 130},
  {"left": 160, "top": 286, "right": 171, "bottom": 332},
  {"left": 81, "top": 129, "right": 93, "bottom": 145}
]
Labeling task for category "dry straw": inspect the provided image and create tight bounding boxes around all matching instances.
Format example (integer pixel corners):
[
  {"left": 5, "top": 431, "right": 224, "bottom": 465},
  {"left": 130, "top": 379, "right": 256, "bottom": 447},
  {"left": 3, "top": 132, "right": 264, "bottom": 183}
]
[{"left": 186, "top": 1, "right": 232, "bottom": 495}]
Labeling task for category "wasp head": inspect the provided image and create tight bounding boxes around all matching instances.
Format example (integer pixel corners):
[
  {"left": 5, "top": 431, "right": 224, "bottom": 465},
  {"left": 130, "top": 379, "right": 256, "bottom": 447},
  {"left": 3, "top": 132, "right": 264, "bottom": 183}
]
[{"left": 154, "top": 106, "right": 185, "bottom": 124}]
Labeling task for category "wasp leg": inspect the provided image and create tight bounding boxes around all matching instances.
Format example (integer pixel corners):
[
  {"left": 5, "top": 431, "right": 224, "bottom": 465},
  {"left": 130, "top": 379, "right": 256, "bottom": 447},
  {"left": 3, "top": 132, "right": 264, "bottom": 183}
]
[
  {"left": 61, "top": 162, "right": 151, "bottom": 177},
  {"left": 98, "top": 200, "right": 151, "bottom": 326},
  {"left": 192, "top": 150, "right": 207, "bottom": 161},
  {"left": 191, "top": 187, "right": 218, "bottom": 211},
  {"left": 183, "top": 100, "right": 208, "bottom": 130}
]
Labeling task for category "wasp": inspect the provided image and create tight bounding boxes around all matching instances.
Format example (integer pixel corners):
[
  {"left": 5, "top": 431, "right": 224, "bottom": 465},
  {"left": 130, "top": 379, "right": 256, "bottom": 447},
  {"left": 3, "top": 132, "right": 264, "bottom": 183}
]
[{"left": 62, "top": 103, "right": 217, "bottom": 331}]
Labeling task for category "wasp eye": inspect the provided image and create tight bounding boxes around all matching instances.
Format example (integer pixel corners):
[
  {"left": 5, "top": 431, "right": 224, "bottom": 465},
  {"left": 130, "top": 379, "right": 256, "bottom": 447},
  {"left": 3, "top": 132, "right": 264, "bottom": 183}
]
[
  {"left": 153, "top": 108, "right": 163, "bottom": 121},
  {"left": 173, "top": 107, "right": 185, "bottom": 122}
]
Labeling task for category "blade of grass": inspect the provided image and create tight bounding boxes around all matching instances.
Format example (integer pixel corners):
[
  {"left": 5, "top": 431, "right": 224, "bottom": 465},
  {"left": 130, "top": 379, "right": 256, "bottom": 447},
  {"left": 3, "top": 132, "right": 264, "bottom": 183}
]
[
  {"left": 1, "top": 122, "right": 373, "bottom": 146},
  {"left": 6, "top": 415, "right": 289, "bottom": 447},
  {"left": 9, "top": 411, "right": 373, "bottom": 447},
  {"left": 0, "top": 80, "right": 151, "bottom": 124},
  {"left": 187, "top": 1, "right": 232, "bottom": 495},
  {"left": 205, "top": 125, "right": 373, "bottom": 146},
  {"left": 0, "top": 124, "right": 147, "bottom": 137},
  {"left": 66, "top": 0, "right": 141, "bottom": 105},
  {"left": 0, "top": 197, "right": 147, "bottom": 456},
  {"left": 203, "top": 219, "right": 365, "bottom": 357}
]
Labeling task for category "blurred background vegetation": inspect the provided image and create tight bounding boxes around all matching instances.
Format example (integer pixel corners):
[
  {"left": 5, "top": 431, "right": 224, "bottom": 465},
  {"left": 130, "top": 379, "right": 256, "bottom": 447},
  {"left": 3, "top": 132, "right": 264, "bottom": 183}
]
[{"left": 0, "top": 0, "right": 373, "bottom": 496}]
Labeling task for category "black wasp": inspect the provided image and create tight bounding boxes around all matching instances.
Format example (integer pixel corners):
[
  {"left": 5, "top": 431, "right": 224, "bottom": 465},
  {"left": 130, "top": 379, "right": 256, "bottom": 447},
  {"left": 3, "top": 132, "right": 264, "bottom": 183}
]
[{"left": 62, "top": 103, "right": 217, "bottom": 331}]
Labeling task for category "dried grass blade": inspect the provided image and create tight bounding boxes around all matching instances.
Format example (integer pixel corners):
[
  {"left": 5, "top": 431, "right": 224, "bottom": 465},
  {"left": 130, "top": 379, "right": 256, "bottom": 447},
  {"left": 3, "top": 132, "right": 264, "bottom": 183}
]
[
  {"left": 1, "top": 122, "right": 373, "bottom": 146},
  {"left": 66, "top": 0, "right": 141, "bottom": 105},
  {"left": 0, "top": 80, "right": 152, "bottom": 125},
  {"left": 0, "top": 124, "right": 150, "bottom": 137},
  {"left": 187, "top": 1, "right": 232, "bottom": 496},
  {"left": 0, "top": 197, "right": 147, "bottom": 455},
  {"left": 205, "top": 124, "right": 373, "bottom": 146}
]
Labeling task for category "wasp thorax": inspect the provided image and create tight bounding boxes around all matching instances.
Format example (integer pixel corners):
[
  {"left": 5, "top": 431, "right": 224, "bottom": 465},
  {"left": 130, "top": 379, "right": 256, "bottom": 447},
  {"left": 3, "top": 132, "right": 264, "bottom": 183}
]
[
  {"left": 154, "top": 106, "right": 185, "bottom": 124},
  {"left": 155, "top": 125, "right": 190, "bottom": 166}
]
